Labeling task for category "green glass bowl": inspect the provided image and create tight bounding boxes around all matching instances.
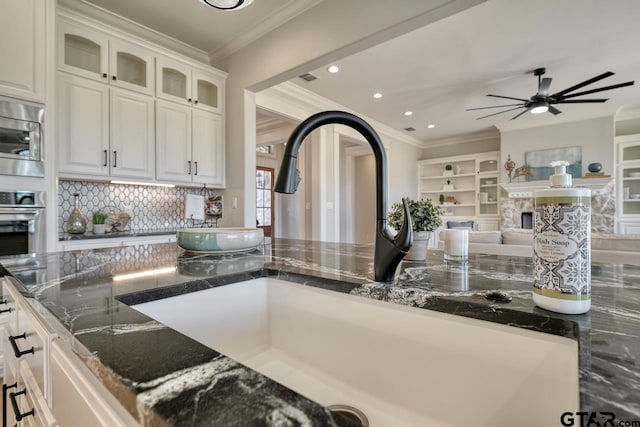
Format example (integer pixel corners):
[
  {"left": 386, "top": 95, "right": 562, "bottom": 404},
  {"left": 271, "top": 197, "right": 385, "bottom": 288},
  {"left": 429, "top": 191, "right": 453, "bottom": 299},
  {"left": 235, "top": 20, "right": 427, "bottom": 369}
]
[{"left": 176, "top": 228, "right": 264, "bottom": 253}]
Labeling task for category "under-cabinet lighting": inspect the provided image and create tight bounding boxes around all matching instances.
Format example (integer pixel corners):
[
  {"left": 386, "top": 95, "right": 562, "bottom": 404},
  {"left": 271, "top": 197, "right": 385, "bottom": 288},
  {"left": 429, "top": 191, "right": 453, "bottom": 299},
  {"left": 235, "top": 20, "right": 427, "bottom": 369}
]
[
  {"left": 113, "top": 267, "right": 177, "bottom": 282},
  {"left": 111, "top": 180, "right": 175, "bottom": 188}
]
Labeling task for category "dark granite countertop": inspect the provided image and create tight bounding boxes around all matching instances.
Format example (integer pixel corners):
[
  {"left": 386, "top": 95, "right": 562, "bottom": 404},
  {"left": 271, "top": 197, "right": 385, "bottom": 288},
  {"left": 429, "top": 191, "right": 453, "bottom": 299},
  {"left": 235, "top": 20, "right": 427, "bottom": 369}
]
[
  {"left": 59, "top": 228, "right": 178, "bottom": 241},
  {"left": 1, "top": 239, "right": 639, "bottom": 426}
]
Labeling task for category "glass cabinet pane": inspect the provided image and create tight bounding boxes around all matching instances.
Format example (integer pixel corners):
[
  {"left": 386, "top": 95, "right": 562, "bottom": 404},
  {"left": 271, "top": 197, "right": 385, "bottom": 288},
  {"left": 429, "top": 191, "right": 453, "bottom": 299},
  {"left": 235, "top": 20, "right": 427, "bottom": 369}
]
[
  {"left": 622, "top": 145, "right": 640, "bottom": 162},
  {"left": 116, "top": 52, "right": 146, "bottom": 88},
  {"left": 64, "top": 34, "right": 101, "bottom": 74},
  {"left": 162, "top": 68, "right": 187, "bottom": 99},
  {"left": 196, "top": 79, "right": 218, "bottom": 109},
  {"left": 478, "top": 159, "right": 498, "bottom": 173}
]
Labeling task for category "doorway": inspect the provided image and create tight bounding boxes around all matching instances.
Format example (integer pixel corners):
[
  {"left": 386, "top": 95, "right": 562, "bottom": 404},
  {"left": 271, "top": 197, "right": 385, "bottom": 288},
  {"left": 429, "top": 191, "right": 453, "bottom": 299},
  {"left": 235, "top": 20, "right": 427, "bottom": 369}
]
[{"left": 256, "top": 166, "right": 274, "bottom": 237}]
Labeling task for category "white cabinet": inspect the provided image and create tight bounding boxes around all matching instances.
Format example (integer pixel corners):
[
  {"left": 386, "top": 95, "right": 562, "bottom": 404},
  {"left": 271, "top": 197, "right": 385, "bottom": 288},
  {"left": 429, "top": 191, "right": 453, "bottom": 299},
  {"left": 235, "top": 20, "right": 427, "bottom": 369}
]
[
  {"left": 58, "top": 19, "right": 154, "bottom": 96},
  {"left": 156, "top": 100, "right": 225, "bottom": 186},
  {"left": 418, "top": 151, "right": 500, "bottom": 220},
  {"left": 156, "top": 56, "right": 224, "bottom": 114},
  {"left": 57, "top": 73, "right": 155, "bottom": 180},
  {"left": 0, "top": 0, "right": 46, "bottom": 102},
  {"left": 614, "top": 135, "right": 640, "bottom": 233},
  {"left": 109, "top": 88, "right": 155, "bottom": 179},
  {"left": 57, "top": 234, "right": 177, "bottom": 251}
]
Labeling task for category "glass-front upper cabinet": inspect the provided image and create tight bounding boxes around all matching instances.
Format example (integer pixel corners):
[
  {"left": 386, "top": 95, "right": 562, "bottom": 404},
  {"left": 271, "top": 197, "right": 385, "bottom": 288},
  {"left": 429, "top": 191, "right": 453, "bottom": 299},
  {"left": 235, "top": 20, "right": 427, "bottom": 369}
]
[
  {"left": 156, "top": 56, "right": 192, "bottom": 106},
  {"left": 157, "top": 57, "right": 224, "bottom": 113},
  {"left": 58, "top": 20, "right": 109, "bottom": 82},
  {"left": 109, "top": 39, "right": 154, "bottom": 95},
  {"left": 58, "top": 20, "right": 155, "bottom": 95}
]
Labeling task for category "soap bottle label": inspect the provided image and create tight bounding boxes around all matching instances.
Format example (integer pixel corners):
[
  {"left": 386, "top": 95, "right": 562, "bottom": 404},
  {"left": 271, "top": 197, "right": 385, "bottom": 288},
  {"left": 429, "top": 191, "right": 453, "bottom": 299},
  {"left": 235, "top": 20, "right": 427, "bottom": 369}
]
[{"left": 533, "top": 196, "right": 590, "bottom": 300}]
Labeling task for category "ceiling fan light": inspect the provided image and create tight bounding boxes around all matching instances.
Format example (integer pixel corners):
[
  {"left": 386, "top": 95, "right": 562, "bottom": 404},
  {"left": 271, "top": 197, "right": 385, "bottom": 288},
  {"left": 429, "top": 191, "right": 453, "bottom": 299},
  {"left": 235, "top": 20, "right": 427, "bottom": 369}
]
[
  {"left": 200, "top": 0, "right": 254, "bottom": 10},
  {"left": 530, "top": 100, "right": 549, "bottom": 114}
]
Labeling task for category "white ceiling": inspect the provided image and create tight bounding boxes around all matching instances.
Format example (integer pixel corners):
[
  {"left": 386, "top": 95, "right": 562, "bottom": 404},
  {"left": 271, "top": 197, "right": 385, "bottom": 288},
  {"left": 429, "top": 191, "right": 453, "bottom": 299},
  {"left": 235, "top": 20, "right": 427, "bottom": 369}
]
[
  {"left": 291, "top": 0, "right": 640, "bottom": 143},
  {"left": 84, "top": 0, "right": 320, "bottom": 58}
]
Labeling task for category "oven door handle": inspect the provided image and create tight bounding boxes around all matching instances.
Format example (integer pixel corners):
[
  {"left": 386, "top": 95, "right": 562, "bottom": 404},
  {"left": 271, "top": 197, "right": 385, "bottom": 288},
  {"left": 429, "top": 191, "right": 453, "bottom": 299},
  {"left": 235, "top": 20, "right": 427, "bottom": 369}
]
[{"left": 0, "top": 209, "right": 40, "bottom": 215}]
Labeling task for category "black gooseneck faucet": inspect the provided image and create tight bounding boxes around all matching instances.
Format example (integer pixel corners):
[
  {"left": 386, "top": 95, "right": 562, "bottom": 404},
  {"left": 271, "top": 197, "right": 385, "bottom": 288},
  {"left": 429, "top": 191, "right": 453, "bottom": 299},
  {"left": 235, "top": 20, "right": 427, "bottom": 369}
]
[{"left": 274, "top": 111, "right": 413, "bottom": 283}]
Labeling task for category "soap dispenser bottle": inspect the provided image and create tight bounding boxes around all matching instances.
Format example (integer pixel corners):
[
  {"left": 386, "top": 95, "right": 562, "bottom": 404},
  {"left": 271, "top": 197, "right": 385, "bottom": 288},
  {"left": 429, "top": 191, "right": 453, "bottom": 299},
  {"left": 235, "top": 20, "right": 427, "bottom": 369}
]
[{"left": 533, "top": 161, "right": 591, "bottom": 314}]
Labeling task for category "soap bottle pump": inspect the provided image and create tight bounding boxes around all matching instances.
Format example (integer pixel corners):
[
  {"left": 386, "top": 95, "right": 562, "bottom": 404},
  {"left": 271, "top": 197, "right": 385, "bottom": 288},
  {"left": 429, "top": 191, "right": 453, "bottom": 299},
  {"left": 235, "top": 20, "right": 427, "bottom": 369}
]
[{"left": 533, "top": 161, "right": 591, "bottom": 314}]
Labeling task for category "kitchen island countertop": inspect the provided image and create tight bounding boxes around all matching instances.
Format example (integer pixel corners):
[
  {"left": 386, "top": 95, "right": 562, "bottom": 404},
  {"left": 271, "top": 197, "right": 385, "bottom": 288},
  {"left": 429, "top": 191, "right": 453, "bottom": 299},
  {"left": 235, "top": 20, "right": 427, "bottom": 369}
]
[{"left": 1, "top": 238, "right": 639, "bottom": 426}]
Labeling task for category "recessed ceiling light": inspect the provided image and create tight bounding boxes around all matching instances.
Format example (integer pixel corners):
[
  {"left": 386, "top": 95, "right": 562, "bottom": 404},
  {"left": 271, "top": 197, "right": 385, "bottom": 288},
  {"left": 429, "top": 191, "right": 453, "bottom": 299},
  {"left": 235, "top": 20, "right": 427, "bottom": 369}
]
[
  {"left": 427, "top": 124, "right": 435, "bottom": 129},
  {"left": 373, "top": 93, "right": 383, "bottom": 99},
  {"left": 327, "top": 65, "right": 340, "bottom": 73},
  {"left": 404, "top": 111, "right": 413, "bottom": 116},
  {"left": 200, "top": 0, "right": 254, "bottom": 10}
]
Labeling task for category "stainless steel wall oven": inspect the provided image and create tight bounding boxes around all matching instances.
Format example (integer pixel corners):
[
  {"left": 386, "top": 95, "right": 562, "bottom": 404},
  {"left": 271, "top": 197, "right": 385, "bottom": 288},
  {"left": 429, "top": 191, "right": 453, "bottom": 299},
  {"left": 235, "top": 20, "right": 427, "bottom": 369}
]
[
  {"left": 0, "top": 96, "right": 44, "bottom": 177},
  {"left": 0, "top": 191, "right": 45, "bottom": 255}
]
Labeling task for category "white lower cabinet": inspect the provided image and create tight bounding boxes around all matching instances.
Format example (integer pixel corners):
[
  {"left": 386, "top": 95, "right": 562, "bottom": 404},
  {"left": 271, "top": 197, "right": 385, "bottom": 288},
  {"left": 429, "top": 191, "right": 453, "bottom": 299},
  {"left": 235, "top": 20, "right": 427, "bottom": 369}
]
[
  {"left": 50, "top": 341, "right": 137, "bottom": 427},
  {"left": 2, "top": 278, "right": 137, "bottom": 427},
  {"left": 57, "top": 234, "right": 177, "bottom": 251}
]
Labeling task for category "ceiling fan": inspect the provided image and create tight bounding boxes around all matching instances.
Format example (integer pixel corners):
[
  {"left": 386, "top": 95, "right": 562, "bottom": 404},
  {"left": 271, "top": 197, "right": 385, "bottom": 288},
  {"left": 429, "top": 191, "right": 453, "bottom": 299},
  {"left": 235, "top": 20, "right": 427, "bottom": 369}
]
[{"left": 467, "top": 68, "right": 635, "bottom": 120}]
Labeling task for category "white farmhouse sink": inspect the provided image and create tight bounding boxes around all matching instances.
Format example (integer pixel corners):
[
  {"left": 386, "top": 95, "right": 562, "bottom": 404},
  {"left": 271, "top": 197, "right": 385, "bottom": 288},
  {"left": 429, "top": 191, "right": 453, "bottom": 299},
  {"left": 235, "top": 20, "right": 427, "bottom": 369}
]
[{"left": 131, "top": 278, "right": 579, "bottom": 427}]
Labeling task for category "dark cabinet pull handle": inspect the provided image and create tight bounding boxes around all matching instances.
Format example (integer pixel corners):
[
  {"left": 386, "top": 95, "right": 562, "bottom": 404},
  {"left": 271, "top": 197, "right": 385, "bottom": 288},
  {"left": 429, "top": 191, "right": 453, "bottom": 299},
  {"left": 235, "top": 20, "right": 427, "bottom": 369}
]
[
  {"left": 9, "top": 333, "right": 34, "bottom": 358},
  {"left": 9, "top": 389, "right": 35, "bottom": 422},
  {"left": 194, "top": 100, "right": 198, "bottom": 104},
  {"left": 112, "top": 75, "right": 117, "bottom": 81},
  {"left": 3, "top": 382, "right": 17, "bottom": 427},
  {"left": 103, "top": 149, "right": 108, "bottom": 167},
  {"left": 194, "top": 161, "right": 198, "bottom": 176},
  {"left": 0, "top": 307, "right": 11, "bottom": 314},
  {"left": 0, "top": 299, "right": 6, "bottom": 304},
  {"left": 188, "top": 98, "right": 192, "bottom": 103},
  {"left": 113, "top": 151, "right": 117, "bottom": 168},
  {"left": 102, "top": 73, "right": 108, "bottom": 78},
  {"left": 187, "top": 160, "right": 192, "bottom": 175}
]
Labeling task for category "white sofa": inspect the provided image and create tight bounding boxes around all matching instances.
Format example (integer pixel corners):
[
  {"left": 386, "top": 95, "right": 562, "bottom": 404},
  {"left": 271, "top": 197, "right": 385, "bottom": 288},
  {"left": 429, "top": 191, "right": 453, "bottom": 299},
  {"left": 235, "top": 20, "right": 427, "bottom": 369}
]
[{"left": 438, "top": 228, "right": 640, "bottom": 265}]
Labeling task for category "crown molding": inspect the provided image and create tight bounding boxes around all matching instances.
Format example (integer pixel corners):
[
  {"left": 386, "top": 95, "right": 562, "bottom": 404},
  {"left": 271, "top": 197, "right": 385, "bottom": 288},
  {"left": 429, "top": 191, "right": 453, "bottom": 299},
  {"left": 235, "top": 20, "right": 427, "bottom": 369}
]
[
  {"left": 208, "top": 0, "right": 323, "bottom": 63},
  {"left": 59, "top": 0, "right": 210, "bottom": 63},
  {"left": 422, "top": 128, "right": 500, "bottom": 148},
  {"left": 259, "top": 81, "right": 425, "bottom": 148}
]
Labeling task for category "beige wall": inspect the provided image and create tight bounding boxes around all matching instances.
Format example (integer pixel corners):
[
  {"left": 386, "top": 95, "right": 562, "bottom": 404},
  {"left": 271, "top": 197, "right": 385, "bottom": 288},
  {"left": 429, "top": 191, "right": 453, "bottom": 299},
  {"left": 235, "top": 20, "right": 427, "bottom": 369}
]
[
  {"left": 421, "top": 137, "right": 500, "bottom": 159},
  {"left": 500, "top": 117, "right": 614, "bottom": 183},
  {"left": 354, "top": 155, "right": 376, "bottom": 244}
]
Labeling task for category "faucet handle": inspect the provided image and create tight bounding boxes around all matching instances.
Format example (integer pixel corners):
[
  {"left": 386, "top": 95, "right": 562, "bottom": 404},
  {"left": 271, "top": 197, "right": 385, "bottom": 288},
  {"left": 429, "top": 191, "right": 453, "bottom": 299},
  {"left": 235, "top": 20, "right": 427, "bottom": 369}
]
[{"left": 394, "top": 198, "right": 413, "bottom": 252}]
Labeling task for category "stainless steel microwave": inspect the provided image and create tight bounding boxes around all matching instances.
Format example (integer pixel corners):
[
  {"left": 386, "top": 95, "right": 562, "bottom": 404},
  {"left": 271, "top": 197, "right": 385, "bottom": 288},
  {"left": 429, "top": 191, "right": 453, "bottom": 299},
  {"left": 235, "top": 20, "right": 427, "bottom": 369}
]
[{"left": 0, "top": 96, "right": 44, "bottom": 177}]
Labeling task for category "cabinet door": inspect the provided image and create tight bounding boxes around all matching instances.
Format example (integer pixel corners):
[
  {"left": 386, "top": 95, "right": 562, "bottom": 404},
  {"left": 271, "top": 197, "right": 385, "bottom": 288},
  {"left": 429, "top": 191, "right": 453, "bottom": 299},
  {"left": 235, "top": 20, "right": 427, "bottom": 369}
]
[
  {"left": 192, "top": 110, "right": 225, "bottom": 186},
  {"left": 109, "top": 39, "right": 155, "bottom": 96},
  {"left": 192, "top": 70, "right": 223, "bottom": 114},
  {"left": 156, "top": 100, "right": 192, "bottom": 182},
  {"left": 0, "top": 0, "right": 46, "bottom": 102},
  {"left": 57, "top": 20, "right": 109, "bottom": 83},
  {"left": 110, "top": 88, "right": 155, "bottom": 179},
  {"left": 50, "top": 341, "right": 136, "bottom": 427},
  {"left": 57, "top": 74, "right": 110, "bottom": 177},
  {"left": 156, "top": 57, "right": 191, "bottom": 106}
]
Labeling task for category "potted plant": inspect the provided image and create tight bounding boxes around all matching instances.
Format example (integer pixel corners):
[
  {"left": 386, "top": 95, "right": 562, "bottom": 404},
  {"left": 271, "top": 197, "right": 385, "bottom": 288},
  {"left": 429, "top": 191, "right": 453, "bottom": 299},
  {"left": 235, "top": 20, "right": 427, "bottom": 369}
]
[
  {"left": 443, "top": 164, "right": 454, "bottom": 176},
  {"left": 388, "top": 197, "right": 444, "bottom": 261},
  {"left": 92, "top": 212, "right": 108, "bottom": 234},
  {"left": 439, "top": 194, "right": 445, "bottom": 205}
]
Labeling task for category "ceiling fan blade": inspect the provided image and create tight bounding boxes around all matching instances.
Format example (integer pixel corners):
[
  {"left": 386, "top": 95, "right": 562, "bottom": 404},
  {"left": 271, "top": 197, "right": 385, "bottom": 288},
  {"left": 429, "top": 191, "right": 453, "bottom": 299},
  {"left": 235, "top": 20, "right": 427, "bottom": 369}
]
[
  {"left": 510, "top": 109, "right": 529, "bottom": 120},
  {"left": 476, "top": 106, "right": 525, "bottom": 120},
  {"left": 466, "top": 103, "right": 526, "bottom": 111},
  {"left": 548, "top": 106, "right": 562, "bottom": 115},
  {"left": 537, "top": 77, "right": 552, "bottom": 96},
  {"left": 487, "top": 94, "right": 529, "bottom": 102},
  {"left": 551, "top": 71, "right": 615, "bottom": 97},
  {"left": 557, "top": 81, "right": 634, "bottom": 100},
  {"left": 555, "top": 99, "right": 608, "bottom": 103}
]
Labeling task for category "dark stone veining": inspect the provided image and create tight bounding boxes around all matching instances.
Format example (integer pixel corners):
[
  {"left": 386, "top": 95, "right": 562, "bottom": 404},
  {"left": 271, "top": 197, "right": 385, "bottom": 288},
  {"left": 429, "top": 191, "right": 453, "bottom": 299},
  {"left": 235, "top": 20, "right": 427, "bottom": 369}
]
[{"left": 1, "top": 238, "right": 640, "bottom": 425}]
